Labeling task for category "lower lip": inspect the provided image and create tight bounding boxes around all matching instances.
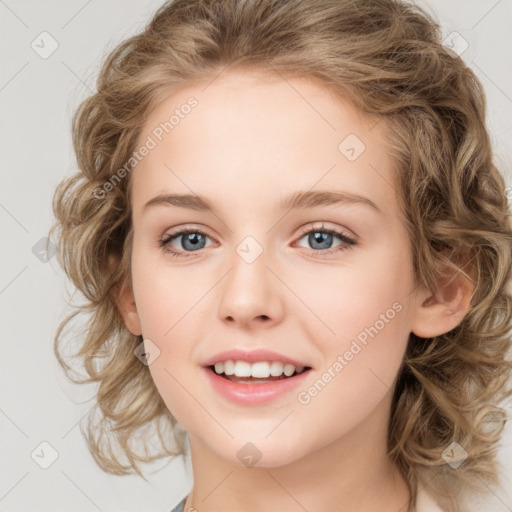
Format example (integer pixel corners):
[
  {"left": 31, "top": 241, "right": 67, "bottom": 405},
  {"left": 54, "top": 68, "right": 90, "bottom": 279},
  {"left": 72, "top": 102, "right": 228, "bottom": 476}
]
[{"left": 202, "top": 366, "right": 312, "bottom": 405}]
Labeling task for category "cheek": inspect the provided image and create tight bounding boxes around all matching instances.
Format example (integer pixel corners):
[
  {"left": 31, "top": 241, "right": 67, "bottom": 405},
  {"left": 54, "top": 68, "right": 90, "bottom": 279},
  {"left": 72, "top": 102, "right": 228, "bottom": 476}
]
[
  {"left": 130, "top": 244, "right": 208, "bottom": 337},
  {"left": 290, "top": 268, "right": 412, "bottom": 446},
  {"left": 130, "top": 248, "right": 208, "bottom": 419},
  {"left": 293, "top": 238, "right": 412, "bottom": 331},
  {"left": 291, "top": 242, "right": 413, "bottom": 384}
]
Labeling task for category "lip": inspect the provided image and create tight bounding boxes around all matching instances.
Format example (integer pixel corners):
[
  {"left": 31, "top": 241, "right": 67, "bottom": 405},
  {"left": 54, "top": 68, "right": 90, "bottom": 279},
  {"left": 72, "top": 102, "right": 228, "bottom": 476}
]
[
  {"left": 201, "top": 348, "right": 312, "bottom": 368},
  {"left": 203, "top": 365, "right": 313, "bottom": 405}
]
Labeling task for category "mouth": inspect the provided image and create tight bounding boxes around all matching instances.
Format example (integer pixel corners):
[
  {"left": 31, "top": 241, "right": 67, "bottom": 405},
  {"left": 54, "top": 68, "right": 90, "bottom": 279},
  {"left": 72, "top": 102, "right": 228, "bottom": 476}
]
[
  {"left": 206, "top": 364, "right": 313, "bottom": 384},
  {"left": 203, "top": 362, "right": 313, "bottom": 405},
  {"left": 201, "top": 350, "right": 314, "bottom": 404}
]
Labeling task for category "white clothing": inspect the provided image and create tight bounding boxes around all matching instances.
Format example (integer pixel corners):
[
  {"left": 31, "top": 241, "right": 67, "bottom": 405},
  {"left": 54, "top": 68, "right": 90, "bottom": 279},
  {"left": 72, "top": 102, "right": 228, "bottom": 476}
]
[{"left": 416, "top": 487, "right": 446, "bottom": 512}]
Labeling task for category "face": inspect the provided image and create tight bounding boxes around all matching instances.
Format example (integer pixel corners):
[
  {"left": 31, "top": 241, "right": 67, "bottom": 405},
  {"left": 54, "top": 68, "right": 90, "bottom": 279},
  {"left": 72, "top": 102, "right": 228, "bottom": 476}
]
[{"left": 123, "top": 69, "right": 425, "bottom": 468}]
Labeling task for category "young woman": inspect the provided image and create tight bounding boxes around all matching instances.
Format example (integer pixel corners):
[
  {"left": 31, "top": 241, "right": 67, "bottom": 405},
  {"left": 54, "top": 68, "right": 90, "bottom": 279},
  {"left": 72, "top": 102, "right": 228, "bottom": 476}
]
[{"left": 49, "top": 1, "right": 512, "bottom": 511}]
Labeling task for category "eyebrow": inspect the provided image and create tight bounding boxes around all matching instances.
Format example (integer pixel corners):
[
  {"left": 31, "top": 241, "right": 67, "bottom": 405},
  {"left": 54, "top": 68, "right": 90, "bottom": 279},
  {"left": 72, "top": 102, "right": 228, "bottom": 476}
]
[{"left": 142, "top": 190, "right": 382, "bottom": 215}]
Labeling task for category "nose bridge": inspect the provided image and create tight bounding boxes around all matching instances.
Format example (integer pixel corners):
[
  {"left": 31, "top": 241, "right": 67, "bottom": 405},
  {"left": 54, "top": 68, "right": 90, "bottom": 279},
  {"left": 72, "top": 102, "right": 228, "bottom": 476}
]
[{"left": 218, "top": 232, "right": 284, "bottom": 325}]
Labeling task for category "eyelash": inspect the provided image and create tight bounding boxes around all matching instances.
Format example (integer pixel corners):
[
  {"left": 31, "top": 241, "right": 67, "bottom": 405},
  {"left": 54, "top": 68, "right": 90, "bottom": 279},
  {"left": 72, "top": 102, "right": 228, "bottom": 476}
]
[{"left": 158, "top": 223, "right": 356, "bottom": 259}]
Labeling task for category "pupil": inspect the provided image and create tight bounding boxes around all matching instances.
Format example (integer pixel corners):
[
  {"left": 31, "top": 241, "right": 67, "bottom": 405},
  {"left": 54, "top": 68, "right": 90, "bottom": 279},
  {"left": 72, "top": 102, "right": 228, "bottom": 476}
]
[
  {"left": 310, "top": 232, "right": 332, "bottom": 250},
  {"left": 183, "top": 233, "right": 204, "bottom": 251}
]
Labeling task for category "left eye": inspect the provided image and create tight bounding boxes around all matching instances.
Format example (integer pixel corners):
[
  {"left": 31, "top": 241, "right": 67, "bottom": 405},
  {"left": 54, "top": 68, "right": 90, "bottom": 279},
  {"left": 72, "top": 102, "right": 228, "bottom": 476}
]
[
  {"left": 159, "top": 225, "right": 356, "bottom": 258},
  {"left": 295, "top": 226, "right": 355, "bottom": 253}
]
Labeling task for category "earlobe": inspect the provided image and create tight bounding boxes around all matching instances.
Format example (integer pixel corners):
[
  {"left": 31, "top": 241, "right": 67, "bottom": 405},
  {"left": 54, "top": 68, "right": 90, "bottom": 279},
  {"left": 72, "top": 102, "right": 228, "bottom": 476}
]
[
  {"left": 114, "top": 279, "right": 143, "bottom": 336},
  {"left": 411, "top": 267, "right": 475, "bottom": 339}
]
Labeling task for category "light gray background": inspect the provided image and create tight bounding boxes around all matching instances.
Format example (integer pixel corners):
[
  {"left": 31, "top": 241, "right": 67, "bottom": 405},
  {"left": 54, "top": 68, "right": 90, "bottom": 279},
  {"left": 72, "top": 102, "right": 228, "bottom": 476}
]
[{"left": 1, "top": 1, "right": 511, "bottom": 511}]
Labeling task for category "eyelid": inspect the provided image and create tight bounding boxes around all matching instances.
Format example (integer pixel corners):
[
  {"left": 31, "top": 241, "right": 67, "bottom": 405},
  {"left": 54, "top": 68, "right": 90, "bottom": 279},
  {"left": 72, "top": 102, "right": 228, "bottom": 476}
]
[
  {"left": 159, "top": 224, "right": 216, "bottom": 243},
  {"left": 160, "top": 222, "right": 355, "bottom": 242},
  {"left": 159, "top": 222, "right": 357, "bottom": 257},
  {"left": 295, "top": 222, "right": 356, "bottom": 243}
]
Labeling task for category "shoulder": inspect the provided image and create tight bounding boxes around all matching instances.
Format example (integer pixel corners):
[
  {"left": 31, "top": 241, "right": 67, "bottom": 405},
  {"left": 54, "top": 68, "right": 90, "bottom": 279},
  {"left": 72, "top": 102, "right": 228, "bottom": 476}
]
[
  {"left": 170, "top": 495, "right": 188, "bottom": 512},
  {"left": 416, "top": 487, "right": 447, "bottom": 512}
]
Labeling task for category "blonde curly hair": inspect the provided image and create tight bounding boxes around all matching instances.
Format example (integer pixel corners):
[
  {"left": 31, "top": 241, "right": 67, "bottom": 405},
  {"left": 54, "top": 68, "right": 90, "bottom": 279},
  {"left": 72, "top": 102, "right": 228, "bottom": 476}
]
[{"left": 49, "top": 0, "right": 512, "bottom": 510}]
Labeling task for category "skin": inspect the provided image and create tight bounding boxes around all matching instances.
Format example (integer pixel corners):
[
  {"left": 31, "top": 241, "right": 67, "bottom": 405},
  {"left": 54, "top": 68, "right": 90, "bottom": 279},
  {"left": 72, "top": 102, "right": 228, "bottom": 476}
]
[{"left": 117, "top": 68, "right": 474, "bottom": 512}]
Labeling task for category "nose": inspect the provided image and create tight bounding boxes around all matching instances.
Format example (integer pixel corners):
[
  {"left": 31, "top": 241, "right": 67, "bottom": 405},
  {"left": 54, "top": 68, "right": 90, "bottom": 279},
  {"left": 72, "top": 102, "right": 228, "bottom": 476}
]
[{"left": 218, "top": 245, "right": 285, "bottom": 329}]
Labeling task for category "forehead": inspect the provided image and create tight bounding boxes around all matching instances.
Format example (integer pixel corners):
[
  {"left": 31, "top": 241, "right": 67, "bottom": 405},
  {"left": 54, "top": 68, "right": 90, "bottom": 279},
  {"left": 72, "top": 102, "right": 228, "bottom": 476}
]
[{"left": 130, "top": 69, "right": 400, "bottom": 220}]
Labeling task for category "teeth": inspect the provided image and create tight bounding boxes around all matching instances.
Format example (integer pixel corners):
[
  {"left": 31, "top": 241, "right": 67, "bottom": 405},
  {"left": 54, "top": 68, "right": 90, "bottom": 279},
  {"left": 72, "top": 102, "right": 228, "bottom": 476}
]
[{"left": 213, "top": 360, "right": 306, "bottom": 378}]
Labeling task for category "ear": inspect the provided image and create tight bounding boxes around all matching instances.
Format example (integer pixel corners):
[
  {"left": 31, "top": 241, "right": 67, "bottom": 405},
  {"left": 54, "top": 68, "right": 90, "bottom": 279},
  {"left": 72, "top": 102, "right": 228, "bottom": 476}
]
[
  {"left": 113, "top": 277, "right": 142, "bottom": 337},
  {"left": 411, "top": 255, "right": 476, "bottom": 338}
]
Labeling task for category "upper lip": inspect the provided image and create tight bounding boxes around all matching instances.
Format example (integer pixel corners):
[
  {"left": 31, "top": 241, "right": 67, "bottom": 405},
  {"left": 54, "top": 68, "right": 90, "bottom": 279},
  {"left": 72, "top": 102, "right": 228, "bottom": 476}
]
[{"left": 202, "top": 349, "right": 312, "bottom": 369}]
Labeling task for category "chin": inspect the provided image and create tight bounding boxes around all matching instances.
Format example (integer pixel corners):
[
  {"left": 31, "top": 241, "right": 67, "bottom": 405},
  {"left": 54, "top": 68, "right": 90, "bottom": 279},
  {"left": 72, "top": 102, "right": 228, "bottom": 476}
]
[{"left": 217, "top": 437, "right": 309, "bottom": 469}]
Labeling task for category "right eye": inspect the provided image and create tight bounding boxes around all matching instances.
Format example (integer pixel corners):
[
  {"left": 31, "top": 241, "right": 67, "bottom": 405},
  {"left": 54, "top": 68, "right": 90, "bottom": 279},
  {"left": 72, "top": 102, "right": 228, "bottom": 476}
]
[{"left": 159, "top": 228, "right": 215, "bottom": 258}]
